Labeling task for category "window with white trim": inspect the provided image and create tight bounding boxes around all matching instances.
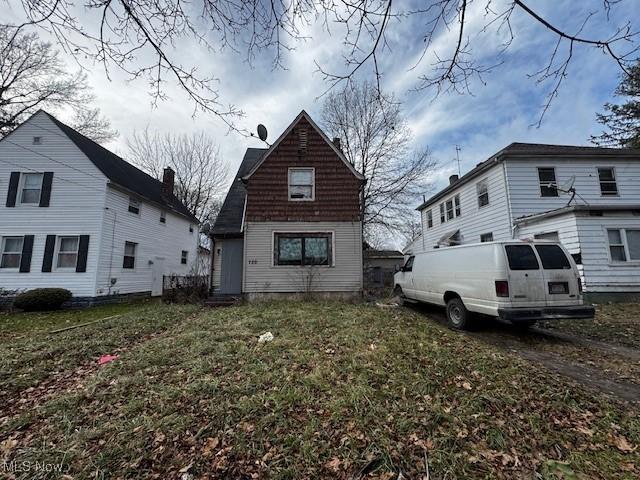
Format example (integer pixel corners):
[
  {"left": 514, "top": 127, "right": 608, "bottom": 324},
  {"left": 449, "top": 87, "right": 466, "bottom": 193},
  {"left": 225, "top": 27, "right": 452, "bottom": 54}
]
[
  {"left": 426, "top": 210, "right": 433, "bottom": 229},
  {"left": 128, "top": 196, "right": 140, "bottom": 214},
  {"left": 538, "top": 167, "right": 558, "bottom": 197},
  {"left": 0, "top": 236, "right": 23, "bottom": 269},
  {"left": 20, "top": 173, "right": 43, "bottom": 204},
  {"left": 181, "top": 250, "right": 188, "bottom": 265},
  {"left": 477, "top": 180, "right": 489, "bottom": 207},
  {"left": 274, "top": 233, "right": 332, "bottom": 266},
  {"left": 56, "top": 236, "right": 79, "bottom": 269},
  {"left": 445, "top": 199, "right": 454, "bottom": 220},
  {"left": 598, "top": 167, "right": 618, "bottom": 196},
  {"left": 288, "top": 168, "right": 314, "bottom": 200},
  {"left": 454, "top": 195, "right": 461, "bottom": 216},
  {"left": 123, "top": 241, "right": 137, "bottom": 269},
  {"left": 607, "top": 228, "right": 640, "bottom": 262},
  {"left": 439, "top": 203, "right": 445, "bottom": 223}
]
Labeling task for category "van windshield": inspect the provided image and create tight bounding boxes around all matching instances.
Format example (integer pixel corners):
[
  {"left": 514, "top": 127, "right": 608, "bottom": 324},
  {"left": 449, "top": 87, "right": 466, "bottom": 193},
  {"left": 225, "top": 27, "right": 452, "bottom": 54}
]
[
  {"left": 505, "top": 245, "right": 540, "bottom": 270},
  {"left": 535, "top": 244, "right": 571, "bottom": 269}
]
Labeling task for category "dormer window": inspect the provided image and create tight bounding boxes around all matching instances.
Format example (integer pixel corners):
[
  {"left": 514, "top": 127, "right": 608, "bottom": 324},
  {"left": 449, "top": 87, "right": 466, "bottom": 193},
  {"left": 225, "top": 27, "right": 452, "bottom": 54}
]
[
  {"left": 128, "top": 196, "right": 140, "bottom": 214},
  {"left": 288, "top": 168, "right": 314, "bottom": 201}
]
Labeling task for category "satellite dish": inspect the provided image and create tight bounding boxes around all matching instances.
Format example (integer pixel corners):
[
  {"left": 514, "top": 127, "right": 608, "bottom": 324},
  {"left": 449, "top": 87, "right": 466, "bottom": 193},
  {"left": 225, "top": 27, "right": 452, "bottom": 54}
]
[
  {"left": 558, "top": 176, "right": 576, "bottom": 193},
  {"left": 257, "top": 124, "right": 268, "bottom": 142}
]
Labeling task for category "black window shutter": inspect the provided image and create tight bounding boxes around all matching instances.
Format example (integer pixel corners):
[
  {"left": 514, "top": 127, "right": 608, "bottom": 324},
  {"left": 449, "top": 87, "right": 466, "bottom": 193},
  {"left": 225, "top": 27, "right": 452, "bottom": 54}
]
[
  {"left": 76, "top": 235, "right": 90, "bottom": 272},
  {"left": 6, "top": 172, "right": 20, "bottom": 207},
  {"left": 19, "top": 235, "right": 34, "bottom": 273},
  {"left": 42, "top": 235, "right": 56, "bottom": 272},
  {"left": 39, "top": 172, "right": 54, "bottom": 207}
]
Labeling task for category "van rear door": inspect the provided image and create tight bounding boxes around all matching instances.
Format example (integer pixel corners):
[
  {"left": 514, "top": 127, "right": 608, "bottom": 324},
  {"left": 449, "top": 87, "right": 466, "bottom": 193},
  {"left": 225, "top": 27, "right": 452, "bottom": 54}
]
[
  {"left": 503, "top": 244, "right": 547, "bottom": 306},
  {"left": 534, "top": 243, "right": 580, "bottom": 305}
]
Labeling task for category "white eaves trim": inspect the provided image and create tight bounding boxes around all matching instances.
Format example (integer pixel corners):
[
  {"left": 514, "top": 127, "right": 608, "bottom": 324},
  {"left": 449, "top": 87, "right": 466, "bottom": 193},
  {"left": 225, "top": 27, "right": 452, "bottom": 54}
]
[{"left": 241, "top": 110, "right": 366, "bottom": 181}]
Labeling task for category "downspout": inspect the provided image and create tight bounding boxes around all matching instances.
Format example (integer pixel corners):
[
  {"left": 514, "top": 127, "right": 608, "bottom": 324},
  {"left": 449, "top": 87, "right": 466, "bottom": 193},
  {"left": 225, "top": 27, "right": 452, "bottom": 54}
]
[{"left": 501, "top": 161, "right": 517, "bottom": 239}]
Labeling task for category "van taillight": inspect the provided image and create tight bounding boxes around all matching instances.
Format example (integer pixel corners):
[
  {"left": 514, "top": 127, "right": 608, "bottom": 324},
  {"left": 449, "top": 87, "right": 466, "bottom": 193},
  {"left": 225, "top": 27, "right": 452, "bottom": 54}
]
[{"left": 495, "top": 281, "right": 509, "bottom": 297}]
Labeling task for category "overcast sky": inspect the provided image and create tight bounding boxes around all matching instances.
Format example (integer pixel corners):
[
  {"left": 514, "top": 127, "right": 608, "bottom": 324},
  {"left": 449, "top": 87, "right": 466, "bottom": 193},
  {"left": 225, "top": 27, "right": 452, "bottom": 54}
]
[{"left": 4, "top": 0, "right": 636, "bottom": 224}]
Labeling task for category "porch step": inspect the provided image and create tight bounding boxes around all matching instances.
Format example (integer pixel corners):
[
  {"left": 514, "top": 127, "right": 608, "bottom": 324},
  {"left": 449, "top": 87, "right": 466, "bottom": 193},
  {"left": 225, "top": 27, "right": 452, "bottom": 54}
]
[{"left": 204, "top": 294, "right": 241, "bottom": 307}]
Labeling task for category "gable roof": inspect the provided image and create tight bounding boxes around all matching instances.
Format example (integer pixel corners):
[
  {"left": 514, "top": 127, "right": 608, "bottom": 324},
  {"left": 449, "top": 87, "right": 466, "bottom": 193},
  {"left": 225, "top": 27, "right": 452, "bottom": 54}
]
[
  {"left": 416, "top": 142, "right": 640, "bottom": 211},
  {"left": 39, "top": 111, "right": 198, "bottom": 222},
  {"left": 242, "top": 110, "right": 365, "bottom": 181},
  {"left": 212, "top": 148, "right": 266, "bottom": 236}
]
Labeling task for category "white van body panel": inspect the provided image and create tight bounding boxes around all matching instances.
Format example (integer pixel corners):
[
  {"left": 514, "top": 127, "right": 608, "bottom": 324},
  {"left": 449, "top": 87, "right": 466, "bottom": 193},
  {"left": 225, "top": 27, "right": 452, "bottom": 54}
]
[{"left": 394, "top": 241, "right": 593, "bottom": 321}]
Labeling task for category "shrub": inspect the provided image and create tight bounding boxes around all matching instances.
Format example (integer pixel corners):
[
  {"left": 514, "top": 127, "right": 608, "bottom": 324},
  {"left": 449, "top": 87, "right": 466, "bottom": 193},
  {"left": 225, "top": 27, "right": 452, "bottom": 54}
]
[{"left": 13, "top": 288, "right": 72, "bottom": 312}]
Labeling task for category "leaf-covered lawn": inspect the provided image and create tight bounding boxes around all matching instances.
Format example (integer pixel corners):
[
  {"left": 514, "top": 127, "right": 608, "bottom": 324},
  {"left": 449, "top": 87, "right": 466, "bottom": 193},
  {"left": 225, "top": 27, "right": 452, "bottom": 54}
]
[
  {"left": 539, "top": 303, "right": 640, "bottom": 349},
  {"left": 1, "top": 301, "right": 638, "bottom": 479}
]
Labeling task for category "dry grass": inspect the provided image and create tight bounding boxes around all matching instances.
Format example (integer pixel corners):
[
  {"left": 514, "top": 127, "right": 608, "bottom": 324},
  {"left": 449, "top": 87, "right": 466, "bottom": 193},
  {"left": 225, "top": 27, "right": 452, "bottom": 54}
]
[{"left": 1, "top": 301, "right": 638, "bottom": 479}]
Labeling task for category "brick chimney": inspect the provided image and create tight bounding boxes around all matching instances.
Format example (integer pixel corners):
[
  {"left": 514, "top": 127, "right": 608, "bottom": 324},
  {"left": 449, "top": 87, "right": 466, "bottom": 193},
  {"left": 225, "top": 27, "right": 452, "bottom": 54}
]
[
  {"left": 162, "top": 167, "right": 175, "bottom": 198},
  {"left": 449, "top": 174, "right": 459, "bottom": 185},
  {"left": 333, "top": 137, "right": 341, "bottom": 150}
]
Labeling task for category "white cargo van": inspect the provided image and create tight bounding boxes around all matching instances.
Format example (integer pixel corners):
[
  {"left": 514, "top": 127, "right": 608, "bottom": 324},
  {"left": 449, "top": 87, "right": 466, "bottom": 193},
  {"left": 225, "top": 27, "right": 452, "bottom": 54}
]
[{"left": 394, "top": 241, "right": 594, "bottom": 330}]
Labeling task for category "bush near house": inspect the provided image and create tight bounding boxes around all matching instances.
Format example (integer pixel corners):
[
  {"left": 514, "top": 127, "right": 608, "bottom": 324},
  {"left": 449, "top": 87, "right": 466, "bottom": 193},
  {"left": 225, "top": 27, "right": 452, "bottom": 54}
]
[{"left": 13, "top": 288, "right": 72, "bottom": 312}]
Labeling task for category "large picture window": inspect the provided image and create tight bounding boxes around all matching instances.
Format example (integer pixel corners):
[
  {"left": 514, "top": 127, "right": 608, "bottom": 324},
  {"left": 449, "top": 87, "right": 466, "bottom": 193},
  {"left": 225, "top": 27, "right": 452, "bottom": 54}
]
[{"left": 274, "top": 233, "right": 332, "bottom": 266}]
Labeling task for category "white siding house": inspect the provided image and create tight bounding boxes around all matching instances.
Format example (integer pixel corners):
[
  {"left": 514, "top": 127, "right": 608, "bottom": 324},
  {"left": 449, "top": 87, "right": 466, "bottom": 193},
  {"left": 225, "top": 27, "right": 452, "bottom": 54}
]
[
  {"left": 415, "top": 143, "right": 640, "bottom": 299},
  {"left": 0, "top": 111, "right": 199, "bottom": 303}
]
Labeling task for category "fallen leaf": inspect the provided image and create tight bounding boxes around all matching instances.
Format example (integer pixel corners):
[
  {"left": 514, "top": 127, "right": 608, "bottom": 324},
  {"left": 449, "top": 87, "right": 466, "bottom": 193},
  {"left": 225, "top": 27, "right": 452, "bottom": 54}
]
[
  {"left": 325, "top": 457, "right": 341, "bottom": 472},
  {"left": 202, "top": 437, "right": 219, "bottom": 457},
  {"left": 462, "top": 382, "right": 472, "bottom": 390},
  {"left": 610, "top": 433, "right": 635, "bottom": 452}
]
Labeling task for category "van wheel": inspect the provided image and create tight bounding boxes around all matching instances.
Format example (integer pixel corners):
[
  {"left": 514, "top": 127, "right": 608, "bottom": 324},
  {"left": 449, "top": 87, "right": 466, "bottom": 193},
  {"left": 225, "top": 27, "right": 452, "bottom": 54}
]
[{"left": 446, "top": 298, "right": 472, "bottom": 330}]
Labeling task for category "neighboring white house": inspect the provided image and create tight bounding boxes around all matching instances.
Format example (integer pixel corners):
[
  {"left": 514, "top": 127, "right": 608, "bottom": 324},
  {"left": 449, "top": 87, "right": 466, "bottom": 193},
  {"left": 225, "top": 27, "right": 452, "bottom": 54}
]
[
  {"left": 414, "top": 143, "right": 640, "bottom": 299},
  {"left": 0, "top": 110, "right": 199, "bottom": 304}
]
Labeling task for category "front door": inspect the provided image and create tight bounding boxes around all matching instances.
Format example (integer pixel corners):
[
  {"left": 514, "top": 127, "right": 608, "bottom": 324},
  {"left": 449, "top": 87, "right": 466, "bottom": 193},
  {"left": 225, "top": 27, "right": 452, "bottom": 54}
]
[
  {"left": 151, "top": 257, "right": 165, "bottom": 296},
  {"left": 219, "top": 238, "right": 243, "bottom": 294}
]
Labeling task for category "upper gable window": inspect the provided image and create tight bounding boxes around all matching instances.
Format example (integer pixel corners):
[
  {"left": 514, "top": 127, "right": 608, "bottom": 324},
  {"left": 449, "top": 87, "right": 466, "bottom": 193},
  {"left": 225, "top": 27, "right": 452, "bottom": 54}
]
[
  {"left": 477, "top": 180, "right": 489, "bottom": 207},
  {"left": 538, "top": 167, "right": 558, "bottom": 197},
  {"left": 598, "top": 167, "right": 618, "bottom": 196},
  {"left": 128, "top": 196, "right": 140, "bottom": 214},
  {"left": 20, "top": 173, "right": 44, "bottom": 204},
  {"left": 288, "top": 168, "right": 314, "bottom": 201}
]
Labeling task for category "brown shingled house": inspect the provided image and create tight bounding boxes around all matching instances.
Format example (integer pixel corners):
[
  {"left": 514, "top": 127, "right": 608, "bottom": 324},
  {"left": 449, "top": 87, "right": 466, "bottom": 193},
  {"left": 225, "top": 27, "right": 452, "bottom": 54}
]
[{"left": 211, "top": 110, "right": 365, "bottom": 299}]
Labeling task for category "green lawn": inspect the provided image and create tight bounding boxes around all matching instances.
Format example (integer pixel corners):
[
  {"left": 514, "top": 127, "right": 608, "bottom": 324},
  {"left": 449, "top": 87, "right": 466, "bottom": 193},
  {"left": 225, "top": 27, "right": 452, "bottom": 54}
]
[{"left": 1, "top": 301, "right": 638, "bottom": 479}]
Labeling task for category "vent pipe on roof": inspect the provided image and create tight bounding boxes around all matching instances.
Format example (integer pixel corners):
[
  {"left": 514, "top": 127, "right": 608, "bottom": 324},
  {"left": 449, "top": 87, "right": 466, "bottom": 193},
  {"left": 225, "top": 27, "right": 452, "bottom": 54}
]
[
  {"left": 449, "top": 174, "right": 459, "bottom": 185},
  {"left": 162, "top": 167, "right": 175, "bottom": 198}
]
